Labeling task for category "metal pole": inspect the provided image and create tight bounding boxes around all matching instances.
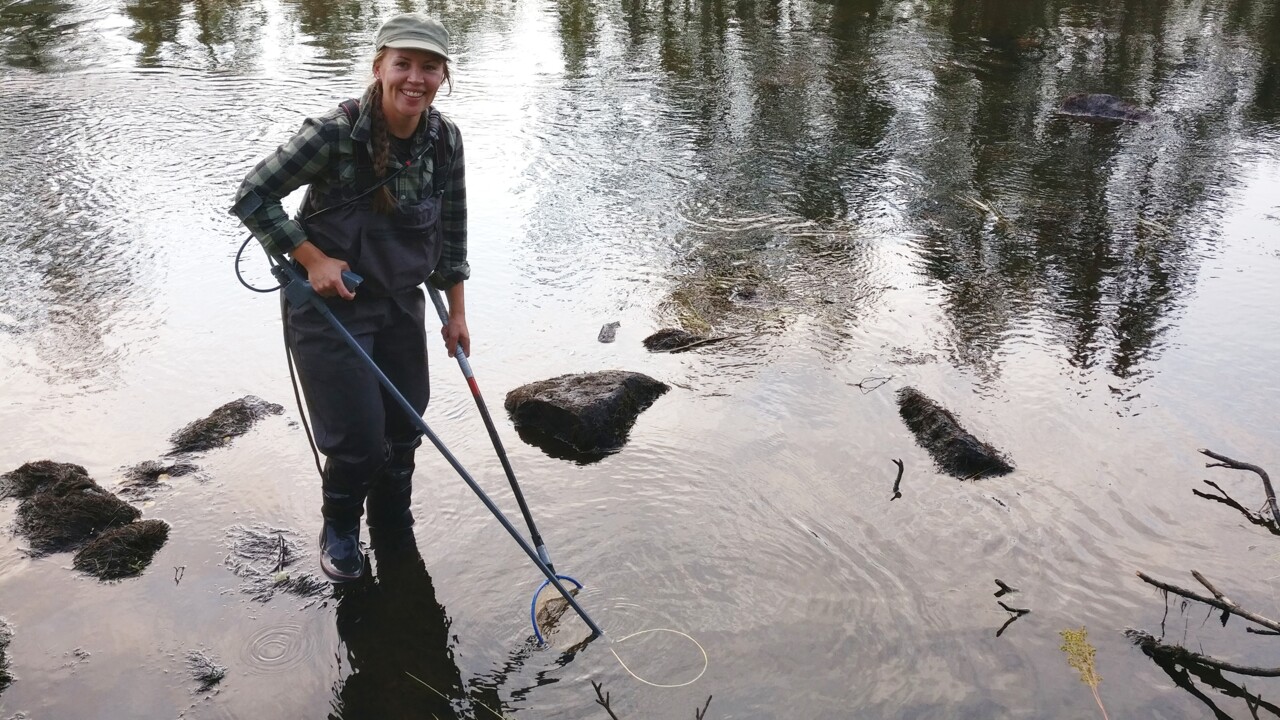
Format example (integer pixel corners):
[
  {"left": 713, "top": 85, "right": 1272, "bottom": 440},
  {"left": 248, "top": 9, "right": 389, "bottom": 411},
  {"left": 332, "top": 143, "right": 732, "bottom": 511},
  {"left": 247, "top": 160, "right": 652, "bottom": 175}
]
[{"left": 427, "top": 286, "right": 555, "bottom": 572}]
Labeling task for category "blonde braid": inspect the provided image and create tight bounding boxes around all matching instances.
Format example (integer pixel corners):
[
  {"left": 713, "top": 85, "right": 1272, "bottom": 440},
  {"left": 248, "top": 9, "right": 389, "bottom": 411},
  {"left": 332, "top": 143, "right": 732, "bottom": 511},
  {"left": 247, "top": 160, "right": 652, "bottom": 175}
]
[{"left": 368, "top": 82, "right": 397, "bottom": 214}]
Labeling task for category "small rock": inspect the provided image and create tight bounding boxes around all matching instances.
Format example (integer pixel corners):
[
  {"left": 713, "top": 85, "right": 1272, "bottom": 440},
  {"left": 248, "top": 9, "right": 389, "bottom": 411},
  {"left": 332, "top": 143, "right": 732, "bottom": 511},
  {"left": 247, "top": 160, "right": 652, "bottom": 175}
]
[
  {"left": 168, "top": 396, "right": 283, "bottom": 454},
  {"left": 896, "top": 387, "right": 1013, "bottom": 478},
  {"left": 505, "top": 371, "right": 670, "bottom": 455},
  {"left": 598, "top": 321, "right": 621, "bottom": 343}
]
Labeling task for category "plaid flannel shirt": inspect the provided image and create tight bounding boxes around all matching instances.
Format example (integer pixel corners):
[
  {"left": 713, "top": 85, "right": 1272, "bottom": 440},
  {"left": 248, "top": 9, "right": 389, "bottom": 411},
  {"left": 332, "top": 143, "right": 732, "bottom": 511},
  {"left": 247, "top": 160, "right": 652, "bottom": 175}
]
[{"left": 233, "top": 86, "right": 469, "bottom": 288}]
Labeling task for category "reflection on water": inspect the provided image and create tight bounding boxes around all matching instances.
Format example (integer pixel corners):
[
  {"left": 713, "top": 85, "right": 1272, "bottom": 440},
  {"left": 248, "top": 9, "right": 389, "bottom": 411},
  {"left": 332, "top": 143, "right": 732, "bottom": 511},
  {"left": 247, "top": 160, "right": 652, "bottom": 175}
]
[{"left": 1, "top": 0, "right": 1279, "bottom": 717}]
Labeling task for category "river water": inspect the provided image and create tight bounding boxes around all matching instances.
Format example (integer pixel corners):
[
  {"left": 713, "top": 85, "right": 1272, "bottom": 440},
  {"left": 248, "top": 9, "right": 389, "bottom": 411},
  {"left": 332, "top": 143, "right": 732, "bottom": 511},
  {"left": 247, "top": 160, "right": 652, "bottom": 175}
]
[{"left": 2, "top": 0, "right": 1279, "bottom": 717}]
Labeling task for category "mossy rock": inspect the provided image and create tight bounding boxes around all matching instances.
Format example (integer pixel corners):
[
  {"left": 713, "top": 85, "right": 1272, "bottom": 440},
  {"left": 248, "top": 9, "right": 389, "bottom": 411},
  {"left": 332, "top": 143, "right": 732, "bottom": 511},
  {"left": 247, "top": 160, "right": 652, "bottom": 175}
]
[
  {"left": 73, "top": 520, "right": 170, "bottom": 580},
  {"left": 14, "top": 472, "right": 140, "bottom": 554},
  {"left": 169, "top": 395, "right": 284, "bottom": 454}
]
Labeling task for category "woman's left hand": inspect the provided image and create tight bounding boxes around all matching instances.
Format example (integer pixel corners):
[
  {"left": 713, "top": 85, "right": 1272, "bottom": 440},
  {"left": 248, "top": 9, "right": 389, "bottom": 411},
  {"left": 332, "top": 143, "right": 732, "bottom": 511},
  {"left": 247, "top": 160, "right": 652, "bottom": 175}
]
[{"left": 443, "top": 315, "right": 470, "bottom": 358}]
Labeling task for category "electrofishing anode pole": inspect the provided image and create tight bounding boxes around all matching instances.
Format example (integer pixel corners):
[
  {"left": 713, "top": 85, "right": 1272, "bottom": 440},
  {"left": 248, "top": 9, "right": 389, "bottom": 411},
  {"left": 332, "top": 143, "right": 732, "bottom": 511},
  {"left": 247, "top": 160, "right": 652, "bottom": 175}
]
[
  {"left": 268, "top": 256, "right": 603, "bottom": 639},
  {"left": 426, "top": 286, "right": 556, "bottom": 573}
]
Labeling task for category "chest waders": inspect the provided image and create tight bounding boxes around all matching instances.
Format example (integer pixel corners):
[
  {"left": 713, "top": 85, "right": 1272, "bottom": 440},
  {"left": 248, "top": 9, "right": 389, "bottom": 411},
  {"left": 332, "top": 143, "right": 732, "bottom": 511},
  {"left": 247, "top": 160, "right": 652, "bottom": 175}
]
[{"left": 233, "top": 102, "right": 602, "bottom": 638}]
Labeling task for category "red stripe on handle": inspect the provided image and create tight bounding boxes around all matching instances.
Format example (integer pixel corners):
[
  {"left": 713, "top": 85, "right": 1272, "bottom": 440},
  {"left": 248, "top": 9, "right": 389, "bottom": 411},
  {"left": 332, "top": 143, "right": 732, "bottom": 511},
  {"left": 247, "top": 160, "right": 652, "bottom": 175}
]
[{"left": 467, "top": 376, "right": 481, "bottom": 398}]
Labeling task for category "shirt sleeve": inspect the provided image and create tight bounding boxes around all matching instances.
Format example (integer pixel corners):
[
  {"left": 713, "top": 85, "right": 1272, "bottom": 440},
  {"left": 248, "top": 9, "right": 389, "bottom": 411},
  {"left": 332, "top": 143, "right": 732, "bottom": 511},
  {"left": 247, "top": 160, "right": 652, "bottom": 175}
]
[
  {"left": 232, "top": 115, "right": 337, "bottom": 257},
  {"left": 431, "top": 119, "right": 470, "bottom": 289}
]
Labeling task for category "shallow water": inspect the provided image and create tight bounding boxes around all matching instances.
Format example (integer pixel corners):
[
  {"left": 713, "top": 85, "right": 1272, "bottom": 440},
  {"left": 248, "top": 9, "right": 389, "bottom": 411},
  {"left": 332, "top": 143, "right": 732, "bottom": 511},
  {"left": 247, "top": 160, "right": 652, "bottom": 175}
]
[{"left": 2, "top": 0, "right": 1279, "bottom": 717}]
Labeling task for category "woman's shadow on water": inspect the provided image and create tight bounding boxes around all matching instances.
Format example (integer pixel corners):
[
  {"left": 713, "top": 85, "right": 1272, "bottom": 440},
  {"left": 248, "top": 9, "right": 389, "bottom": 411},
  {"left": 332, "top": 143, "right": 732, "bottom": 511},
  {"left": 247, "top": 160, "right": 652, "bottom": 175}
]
[{"left": 329, "top": 537, "right": 511, "bottom": 720}]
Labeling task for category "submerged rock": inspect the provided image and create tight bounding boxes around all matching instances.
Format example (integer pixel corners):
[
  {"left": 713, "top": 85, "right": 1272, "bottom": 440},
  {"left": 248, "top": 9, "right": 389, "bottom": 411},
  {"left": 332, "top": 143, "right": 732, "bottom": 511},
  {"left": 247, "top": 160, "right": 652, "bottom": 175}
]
[
  {"left": 598, "top": 321, "right": 621, "bottom": 343},
  {"left": 505, "top": 371, "right": 670, "bottom": 455},
  {"left": 8, "top": 464, "right": 141, "bottom": 554},
  {"left": 168, "top": 395, "right": 284, "bottom": 454},
  {"left": 642, "top": 328, "right": 705, "bottom": 352},
  {"left": 1057, "top": 93, "right": 1152, "bottom": 123},
  {"left": 896, "top": 387, "right": 1014, "bottom": 479},
  {"left": 72, "top": 519, "right": 170, "bottom": 580}
]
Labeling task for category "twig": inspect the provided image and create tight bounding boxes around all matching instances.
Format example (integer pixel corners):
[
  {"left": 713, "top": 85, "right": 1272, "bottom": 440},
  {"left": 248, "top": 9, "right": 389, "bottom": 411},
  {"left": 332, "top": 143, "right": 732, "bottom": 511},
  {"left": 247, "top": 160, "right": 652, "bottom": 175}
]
[
  {"left": 694, "top": 695, "right": 713, "bottom": 720},
  {"left": 1192, "top": 481, "right": 1280, "bottom": 534},
  {"left": 890, "top": 459, "right": 904, "bottom": 500},
  {"left": 1200, "top": 448, "right": 1278, "bottom": 522},
  {"left": 1126, "top": 629, "right": 1280, "bottom": 677},
  {"left": 1137, "top": 571, "right": 1280, "bottom": 633},
  {"left": 592, "top": 680, "right": 621, "bottom": 720},
  {"left": 999, "top": 601, "right": 1030, "bottom": 615},
  {"left": 994, "top": 579, "right": 1018, "bottom": 597}
]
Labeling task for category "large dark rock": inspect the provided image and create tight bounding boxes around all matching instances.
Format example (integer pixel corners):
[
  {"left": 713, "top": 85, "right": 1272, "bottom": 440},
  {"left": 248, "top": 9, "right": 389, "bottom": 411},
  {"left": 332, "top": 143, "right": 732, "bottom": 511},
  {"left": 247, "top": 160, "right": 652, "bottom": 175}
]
[
  {"left": 505, "top": 371, "right": 670, "bottom": 456},
  {"left": 1057, "top": 93, "right": 1152, "bottom": 123},
  {"left": 0, "top": 617, "right": 11, "bottom": 695},
  {"left": 643, "top": 328, "right": 705, "bottom": 351},
  {"left": 896, "top": 387, "right": 1014, "bottom": 479},
  {"left": 169, "top": 395, "right": 284, "bottom": 454}
]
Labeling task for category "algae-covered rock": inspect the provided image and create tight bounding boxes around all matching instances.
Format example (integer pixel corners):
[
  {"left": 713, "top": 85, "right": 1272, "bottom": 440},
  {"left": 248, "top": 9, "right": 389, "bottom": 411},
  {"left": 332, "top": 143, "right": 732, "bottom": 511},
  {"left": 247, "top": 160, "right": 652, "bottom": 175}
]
[
  {"left": 168, "top": 395, "right": 284, "bottom": 454},
  {"left": 12, "top": 468, "right": 141, "bottom": 554},
  {"left": 72, "top": 519, "right": 170, "bottom": 580},
  {"left": 505, "top": 371, "right": 669, "bottom": 455},
  {"left": 1, "top": 460, "right": 89, "bottom": 500},
  {"left": 0, "top": 617, "right": 12, "bottom": 695},
  {"left": 642, "top": 328, "right": 705, "bottom": 352},
  {"left": 896, "top": 387, "right": 1014, "bottom": 479}
]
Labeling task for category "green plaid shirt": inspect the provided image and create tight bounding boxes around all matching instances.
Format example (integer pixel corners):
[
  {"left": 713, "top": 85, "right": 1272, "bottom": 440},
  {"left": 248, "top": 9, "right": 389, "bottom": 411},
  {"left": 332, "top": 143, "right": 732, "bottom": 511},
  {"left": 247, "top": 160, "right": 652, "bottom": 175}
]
[{"left": 234, "top": 86, "right": 469, "bottom": 288}]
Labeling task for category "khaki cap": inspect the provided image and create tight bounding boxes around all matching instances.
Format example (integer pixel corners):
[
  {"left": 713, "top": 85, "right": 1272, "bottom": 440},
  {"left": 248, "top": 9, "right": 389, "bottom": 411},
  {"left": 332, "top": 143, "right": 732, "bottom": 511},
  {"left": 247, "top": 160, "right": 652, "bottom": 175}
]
[{"left": 374, "top": 13, "right": 450, "bottom": 60}]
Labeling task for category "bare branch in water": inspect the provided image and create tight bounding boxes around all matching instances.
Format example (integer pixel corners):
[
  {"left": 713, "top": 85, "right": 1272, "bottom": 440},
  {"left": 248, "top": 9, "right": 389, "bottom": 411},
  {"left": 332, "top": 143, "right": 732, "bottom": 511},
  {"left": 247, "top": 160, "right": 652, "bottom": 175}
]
[
  {"left": 1137, "top": 571, "right": 1280, "bottom": 633},
  {"left": 695, "top": 695, "right": 713, "bottom": 720},
  {"left": 1126, "top": 629, "right": 1280, "bottom": 677},
  {"left": 890, "top": 459, "right": 904, "bottom": 500},
  {"left": 592, "top": 680, "right": 621, "bottom": 720},
  {"left": 1199, "top": 448, "right": 1279, "bottom": 522},
  {"left": 994, "top": 579, "right": 1018, "bottom": 597},
  {"left": 1192, "top": 481, "right": 1280, "bottom": 535}
]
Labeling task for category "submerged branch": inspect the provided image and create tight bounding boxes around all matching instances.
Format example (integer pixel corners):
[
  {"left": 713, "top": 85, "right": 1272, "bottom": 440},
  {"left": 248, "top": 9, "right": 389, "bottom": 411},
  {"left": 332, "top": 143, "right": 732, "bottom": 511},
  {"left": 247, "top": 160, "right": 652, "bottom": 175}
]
[{"left": 1126, "top": 629, "right": 1280, "bottom": 677}]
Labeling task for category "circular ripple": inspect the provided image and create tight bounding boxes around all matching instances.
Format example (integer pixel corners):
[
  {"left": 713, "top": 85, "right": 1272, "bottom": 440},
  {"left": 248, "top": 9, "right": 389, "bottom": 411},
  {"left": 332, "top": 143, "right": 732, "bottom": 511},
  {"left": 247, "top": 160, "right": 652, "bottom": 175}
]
[{"left": 239, "top": 624, "right": 314, "bottom": 675}]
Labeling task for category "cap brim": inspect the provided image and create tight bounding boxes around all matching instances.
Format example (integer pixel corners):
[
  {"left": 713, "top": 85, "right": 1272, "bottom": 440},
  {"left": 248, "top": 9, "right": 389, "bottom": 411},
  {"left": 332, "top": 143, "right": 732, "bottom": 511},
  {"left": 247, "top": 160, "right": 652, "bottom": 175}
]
[{"left": 380, "top": 39, "right": 449, "bottom": 61}]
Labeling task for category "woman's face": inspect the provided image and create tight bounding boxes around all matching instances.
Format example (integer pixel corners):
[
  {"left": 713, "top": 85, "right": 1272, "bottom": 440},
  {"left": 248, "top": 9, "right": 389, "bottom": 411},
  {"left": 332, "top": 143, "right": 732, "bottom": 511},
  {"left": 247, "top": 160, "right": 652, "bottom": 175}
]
[{"left": 375, "top": 48, "right": 447, "bottom": 128}]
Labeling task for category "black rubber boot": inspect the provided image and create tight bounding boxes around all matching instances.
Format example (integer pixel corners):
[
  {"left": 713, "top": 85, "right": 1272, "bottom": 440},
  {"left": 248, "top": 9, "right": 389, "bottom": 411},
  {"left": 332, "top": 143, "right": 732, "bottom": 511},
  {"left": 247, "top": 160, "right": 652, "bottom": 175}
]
[
  {"left": 367, "top": 437, "right": 419, "bottom": 553},
  {"left": 320, "top": 460, "right": 369, "bottom": 582}
]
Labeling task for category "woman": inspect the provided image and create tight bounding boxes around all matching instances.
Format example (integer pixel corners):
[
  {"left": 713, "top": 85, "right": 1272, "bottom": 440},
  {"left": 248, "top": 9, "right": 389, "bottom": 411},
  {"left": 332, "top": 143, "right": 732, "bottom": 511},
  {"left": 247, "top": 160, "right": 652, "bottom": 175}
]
[{"left": 232, "top": 13, "right": 468, "bottom": 582}]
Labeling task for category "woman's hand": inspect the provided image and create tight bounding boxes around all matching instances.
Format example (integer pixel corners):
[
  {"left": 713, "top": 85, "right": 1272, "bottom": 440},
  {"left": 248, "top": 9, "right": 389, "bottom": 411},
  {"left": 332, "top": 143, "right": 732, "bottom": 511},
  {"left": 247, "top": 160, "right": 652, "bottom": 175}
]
[
  {"left": 291, "top": 241, "right": 355, "bottom": 300},
  {"left": 442, "top": 281, "right": 469, "bottom": 358},
  {"left": 442, "top": 315, "right": 470, "bottom": 358}
]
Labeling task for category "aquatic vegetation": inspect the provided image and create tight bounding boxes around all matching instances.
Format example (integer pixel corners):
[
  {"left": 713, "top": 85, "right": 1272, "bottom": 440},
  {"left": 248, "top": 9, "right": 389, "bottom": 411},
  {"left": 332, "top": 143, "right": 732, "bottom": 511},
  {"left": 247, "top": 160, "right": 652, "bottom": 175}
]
[
  {"left": 185, "top": 649, "right": 227, "bottom": 692},
  {"left": 72, "top": 520, "right": 170, "bottom": 580},
  {"left": 0, "top": 617, "right": 12, "bottom": 695},
  {"left": 168, "top": 396, "right": 283, "bottom": 454},
  {"left": 1060, "top": 627, "right": 1110, "bottom": 720}
]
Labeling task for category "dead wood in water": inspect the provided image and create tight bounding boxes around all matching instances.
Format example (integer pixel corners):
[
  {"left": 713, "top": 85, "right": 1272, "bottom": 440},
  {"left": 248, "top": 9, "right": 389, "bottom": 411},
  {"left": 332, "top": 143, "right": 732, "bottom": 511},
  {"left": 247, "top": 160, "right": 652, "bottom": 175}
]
[
  {"left": 890, "top": 458, "right": 904, "bottom": 500},
  {"left": 896, "top": 387, "right": 1013, "bottom": 479},
  {"left": 1136, "top": 571, "right": 1280, "bottom": 634},
  {"left": 1193, "top": 481, "right": 1280, "bottom": 535},
  {"left": 1197, "top": 449, "right": 1279, "bottom": 527},
  {"left": 1126, "top": 629, "right": 1280, "bottom": 677},
  {"left": 592, "top": 680, "right": 713, "bottom": 719}
]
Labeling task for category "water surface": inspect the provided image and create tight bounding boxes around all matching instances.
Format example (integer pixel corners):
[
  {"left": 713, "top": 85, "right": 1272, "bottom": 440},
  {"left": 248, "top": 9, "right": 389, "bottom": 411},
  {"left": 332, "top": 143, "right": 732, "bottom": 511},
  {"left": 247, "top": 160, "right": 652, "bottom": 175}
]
[{"left": 2, "top": 0, "right": 1279, "bottom": 717}]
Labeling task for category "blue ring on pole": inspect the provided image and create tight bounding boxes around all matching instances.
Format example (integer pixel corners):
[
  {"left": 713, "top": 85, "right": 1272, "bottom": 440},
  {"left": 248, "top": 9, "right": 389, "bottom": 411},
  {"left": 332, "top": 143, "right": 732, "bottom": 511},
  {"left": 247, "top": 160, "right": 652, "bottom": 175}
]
[{"left": 530, "top": 575, "right": 584, "bottom": 645}]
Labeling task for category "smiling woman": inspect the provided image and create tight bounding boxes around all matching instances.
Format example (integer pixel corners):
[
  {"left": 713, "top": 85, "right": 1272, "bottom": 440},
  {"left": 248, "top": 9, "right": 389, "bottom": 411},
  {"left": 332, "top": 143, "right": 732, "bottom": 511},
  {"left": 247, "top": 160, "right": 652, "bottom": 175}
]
[{"left": 231, "top": 13, "right": 469, "bottom": 584}]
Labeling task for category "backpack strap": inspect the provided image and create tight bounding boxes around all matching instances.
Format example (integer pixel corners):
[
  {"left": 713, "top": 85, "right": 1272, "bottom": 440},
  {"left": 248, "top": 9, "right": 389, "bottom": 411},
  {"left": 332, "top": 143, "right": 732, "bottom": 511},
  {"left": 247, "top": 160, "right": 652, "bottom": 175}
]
[{"left": 338, "top": 98, "right": 361, "bottom": 124}]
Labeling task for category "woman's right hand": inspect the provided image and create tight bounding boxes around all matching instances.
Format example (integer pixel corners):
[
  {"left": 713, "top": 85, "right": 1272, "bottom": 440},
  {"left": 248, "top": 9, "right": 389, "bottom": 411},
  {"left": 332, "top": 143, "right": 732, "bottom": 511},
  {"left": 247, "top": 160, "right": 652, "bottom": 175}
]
[{"left": 291, "top": 241, "right": 355, "bottom": 300}]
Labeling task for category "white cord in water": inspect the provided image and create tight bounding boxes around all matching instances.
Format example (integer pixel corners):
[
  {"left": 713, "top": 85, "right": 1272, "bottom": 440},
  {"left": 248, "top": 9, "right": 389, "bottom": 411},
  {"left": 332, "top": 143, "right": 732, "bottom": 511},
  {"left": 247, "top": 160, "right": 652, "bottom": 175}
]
[{"left": 607, "top": 628, "right": 709, "bottom": 688}]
